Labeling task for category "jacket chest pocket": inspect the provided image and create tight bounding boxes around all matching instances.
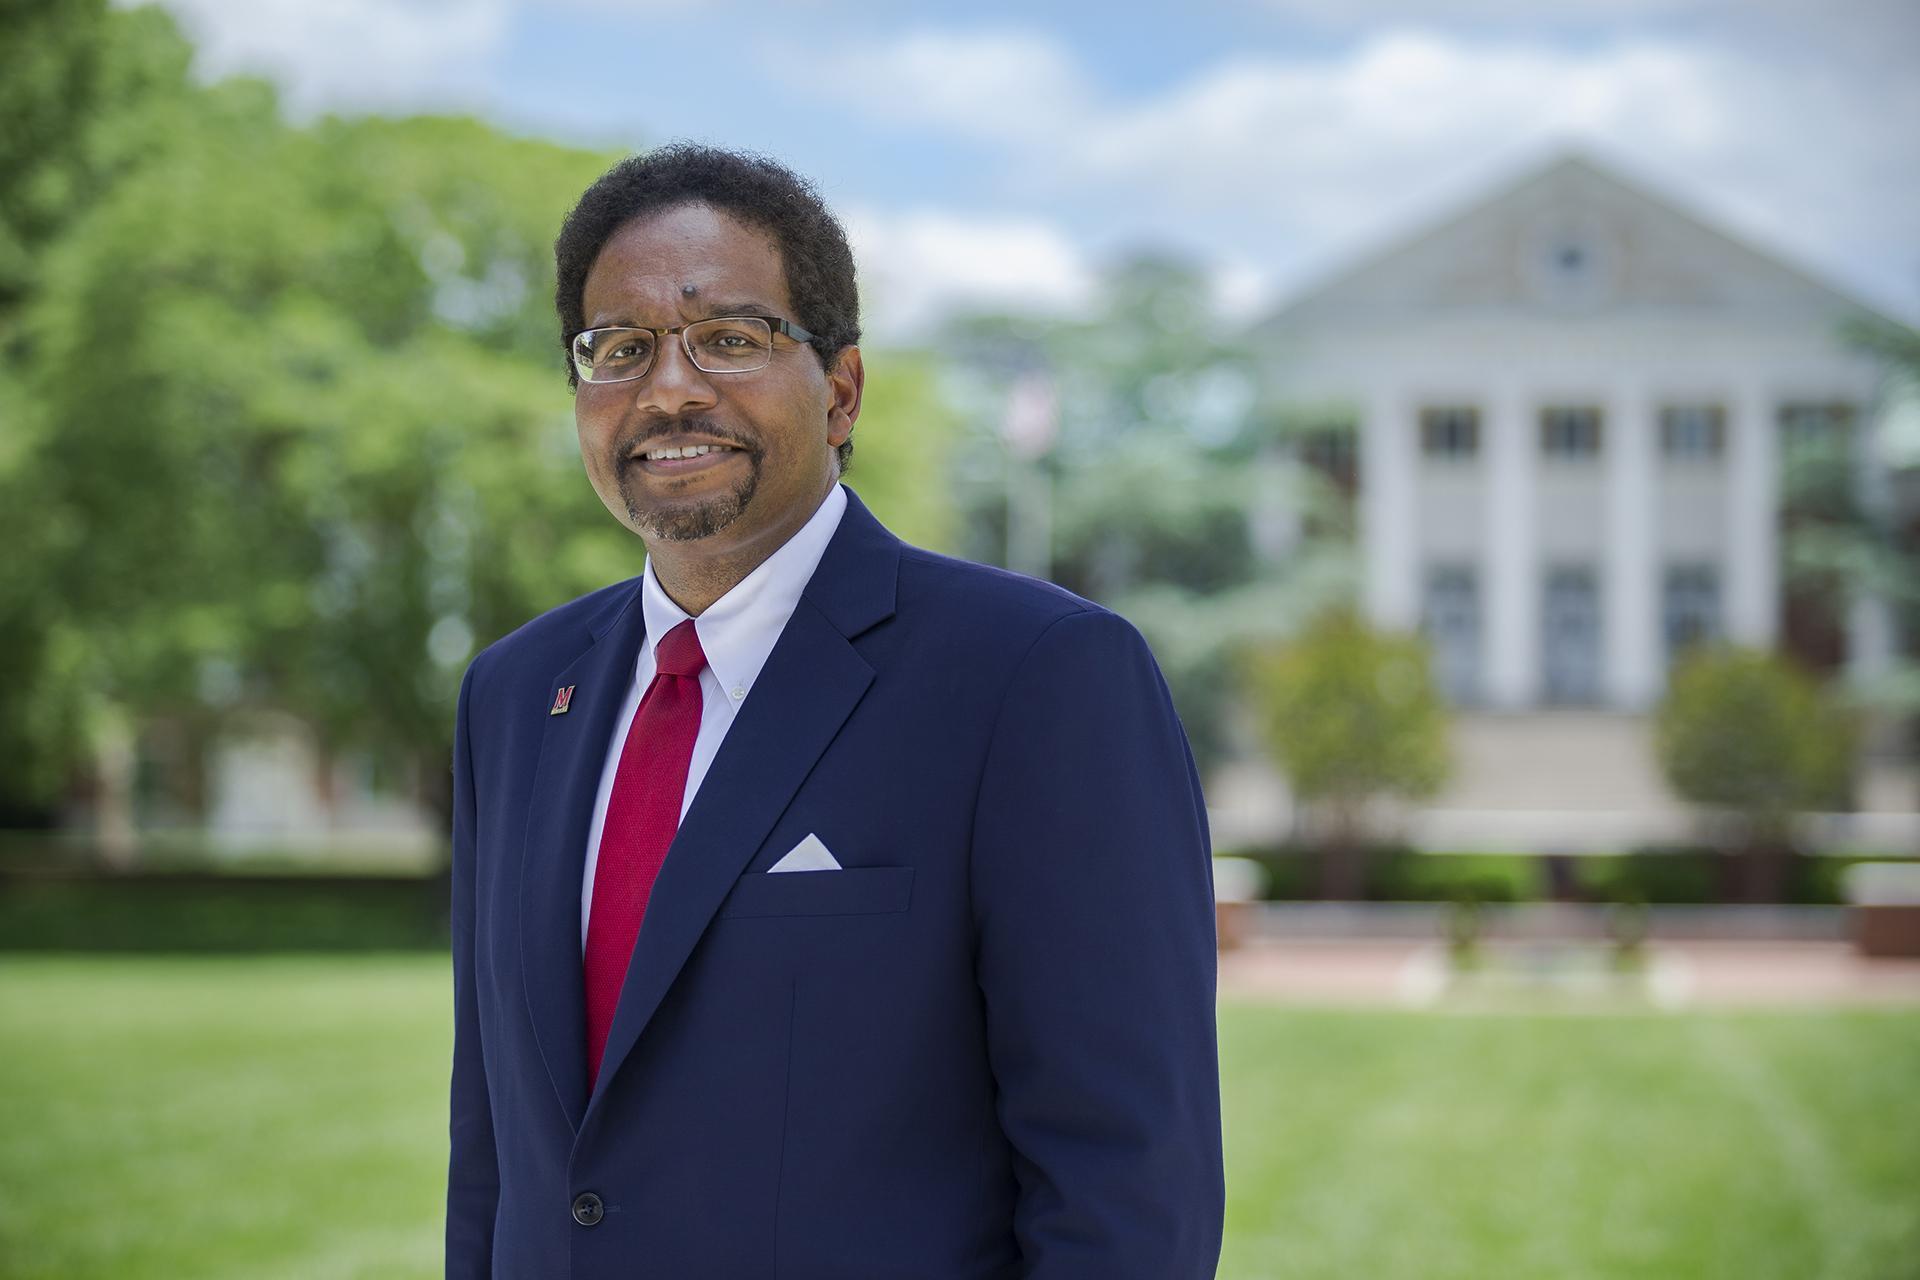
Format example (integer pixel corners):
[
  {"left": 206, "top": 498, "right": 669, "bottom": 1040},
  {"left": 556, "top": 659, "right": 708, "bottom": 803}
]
[{"left": 716, "top": 866, "right": 914, "bottom": 919}]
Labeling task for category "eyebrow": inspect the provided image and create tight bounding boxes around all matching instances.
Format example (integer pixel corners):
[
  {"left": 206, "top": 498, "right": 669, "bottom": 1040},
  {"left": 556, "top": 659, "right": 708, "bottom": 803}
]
[
  {"left": 587, "top": 300, "right": 782, "bottom": 329},
  {"left": 692, "top": 300, "right": 780, "bottom": 321}
]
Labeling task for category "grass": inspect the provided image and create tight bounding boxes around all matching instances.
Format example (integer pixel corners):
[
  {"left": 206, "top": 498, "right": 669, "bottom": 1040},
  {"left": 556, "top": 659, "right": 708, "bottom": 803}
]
[
  {"left": 1217, "top": 1000, "right": 1920, "bottom": 1279},
  {"left": 2, "top": 956, "right": 1917, "bottom": 1279}
]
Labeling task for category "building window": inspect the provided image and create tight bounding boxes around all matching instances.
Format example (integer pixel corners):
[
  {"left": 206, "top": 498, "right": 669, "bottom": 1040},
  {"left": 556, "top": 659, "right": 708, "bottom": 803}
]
[
  {"left": 1778, "top": 401, "right": 1855, "bottom": 448},
  {"left": 1664, "top": 564, "right": 1721, "bottom": 667},
  {"left": 1420, "top": 406, "right": 1479, "bottom": 460},
  {"left": 1540, "top": 406, "right": 1603, "bottom": 460},
  {"left": 1660, "top": 405, "right": 1725, "bottom": 460},
  {"left": 1421, "top": 565, "right": 1480, "bottom": 704},
  {"left": 1296, "top": 424, "right": 1358, "bottom": 496},
  {"left": 1542, "top": 565, "right": 1602, "bottom": 705}
]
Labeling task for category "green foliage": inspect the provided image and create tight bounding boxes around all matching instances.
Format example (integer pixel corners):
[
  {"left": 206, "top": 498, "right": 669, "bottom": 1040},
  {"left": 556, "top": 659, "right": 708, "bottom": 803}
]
[
  {"left": 1576, "top": 846, "right": 1723, "bottom": 904},
  {"left": 1, "top": 36, "right": 632, "bottom": 821},
  {"left": 0, "top": 874, "right": 448, "bottom": 951},
  {"left": 1372, "top": 850, "right": 1539, "bottom": 903},
  {"left": 0, "top": 0, "right": 198, "bottom": 318},
  {"left": 1219, "top": 844, "right": 1876, "bottom": 905},
  {"left": 841, "top": 349, "right": 962, "bottom": 552},
  {"left": 1655, "top": 647, "right": 1859, "bottom": 839},
  {"left": 1245, "top": 610, "right": 1451, "bottom": 837},
  {"left": 0, "top": 0, "right": 968, "bottom": 833},
  {"left": 1225, "top": 846, "right": 1540, "bottom": 902},
  {"left": 1572, "top": 845, "right": 1869, "bottom": 906},
  {"left": 1825, "top": 317, "right": 1920, "bottom": 733},
  {"left": 4, "top": 6, "right": 956, "bottom": 833},
  {"left": 938, "top": 255, "right": 1354, "bottom": 770}
]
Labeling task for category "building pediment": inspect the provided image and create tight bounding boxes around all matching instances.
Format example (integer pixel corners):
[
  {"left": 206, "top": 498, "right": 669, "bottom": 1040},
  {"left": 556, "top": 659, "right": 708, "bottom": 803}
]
[{"left": 1264, "top": 151, "right": 1885, "bottom": 330}]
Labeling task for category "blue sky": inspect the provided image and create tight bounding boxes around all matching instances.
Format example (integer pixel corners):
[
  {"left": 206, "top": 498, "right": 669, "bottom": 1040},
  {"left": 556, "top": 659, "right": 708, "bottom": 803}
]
[{"left": 148, "top": 0, "right": 1920, "bottom": 340}]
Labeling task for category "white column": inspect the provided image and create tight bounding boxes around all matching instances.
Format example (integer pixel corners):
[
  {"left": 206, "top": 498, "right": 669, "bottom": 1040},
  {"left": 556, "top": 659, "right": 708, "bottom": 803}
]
[
  {"left": 1725, "top": 386, "right": 1779, "bottom": 646},
  {"left": 1484, "top": 384, "right": 1538, "bottom": 708},
  {"left": 1360, "top": 390, "right": 1419, "bottom": 631},
  {"left": 1604, "top": 386, "right": 1661, "bottom": 708}
]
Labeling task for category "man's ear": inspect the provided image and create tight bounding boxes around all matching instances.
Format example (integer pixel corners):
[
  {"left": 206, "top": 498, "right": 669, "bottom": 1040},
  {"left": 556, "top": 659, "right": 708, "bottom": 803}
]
[{"left": 825, "top": 345, "right": 864, "bottom": 449}]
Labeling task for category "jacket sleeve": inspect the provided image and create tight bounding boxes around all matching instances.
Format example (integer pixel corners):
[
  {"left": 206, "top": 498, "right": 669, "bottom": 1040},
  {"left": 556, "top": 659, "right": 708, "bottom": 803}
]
[
  {"left": 446, "top": 658, "right": 500, "bottom": 1278},
  {"left": 969, "top": 608, "right": 1225, "bottom": 1279}
]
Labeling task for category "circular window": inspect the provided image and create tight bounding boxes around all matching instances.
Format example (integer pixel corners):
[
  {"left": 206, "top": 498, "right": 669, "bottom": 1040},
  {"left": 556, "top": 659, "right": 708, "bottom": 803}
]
[{"left": 1522, "top": 213, "right": 1616, "bottom": 309}]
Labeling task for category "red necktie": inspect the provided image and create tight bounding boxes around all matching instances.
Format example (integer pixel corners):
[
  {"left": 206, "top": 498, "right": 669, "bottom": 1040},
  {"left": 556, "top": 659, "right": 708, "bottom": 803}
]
[{"left": 583, "top": 618, "right": 707, "bottom": 1088}]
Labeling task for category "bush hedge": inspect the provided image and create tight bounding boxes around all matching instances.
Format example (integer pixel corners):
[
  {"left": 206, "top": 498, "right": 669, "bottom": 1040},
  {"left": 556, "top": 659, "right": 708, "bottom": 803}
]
[
  {"left": 0, "top": 872, "right": 450, "bottom": 951},
  {"left": 1228, "top": 845, "right": 1875, "bottom": 905}
]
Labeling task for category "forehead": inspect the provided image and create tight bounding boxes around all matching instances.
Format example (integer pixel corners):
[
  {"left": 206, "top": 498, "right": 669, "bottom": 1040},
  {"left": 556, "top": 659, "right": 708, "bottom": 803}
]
[{"left": 580, "top": 202, "right": 791, "bottom": 327}]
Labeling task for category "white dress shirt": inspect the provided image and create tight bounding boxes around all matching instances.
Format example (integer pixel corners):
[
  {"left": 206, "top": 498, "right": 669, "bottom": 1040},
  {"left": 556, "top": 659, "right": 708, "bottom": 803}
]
[{"left": 580, "top": 483, "right": 849, "bottom": 950}]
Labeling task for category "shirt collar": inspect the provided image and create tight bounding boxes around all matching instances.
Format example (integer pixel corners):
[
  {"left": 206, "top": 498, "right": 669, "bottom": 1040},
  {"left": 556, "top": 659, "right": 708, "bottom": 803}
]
[{"left": 637, "top": 482, "right": 849, "bottom": 698}]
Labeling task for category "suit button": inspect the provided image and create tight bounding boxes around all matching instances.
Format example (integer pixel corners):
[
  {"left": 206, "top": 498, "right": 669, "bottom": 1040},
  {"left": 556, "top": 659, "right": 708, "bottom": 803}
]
[{"left": 571, "top": 1192, "right": 604, "bottom": 1226}]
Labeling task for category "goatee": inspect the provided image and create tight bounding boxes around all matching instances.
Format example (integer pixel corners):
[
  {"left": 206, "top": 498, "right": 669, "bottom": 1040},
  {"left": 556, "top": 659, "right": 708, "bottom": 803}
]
[{"left": 618, "top": 450, "right": 761, "bottom": 542}]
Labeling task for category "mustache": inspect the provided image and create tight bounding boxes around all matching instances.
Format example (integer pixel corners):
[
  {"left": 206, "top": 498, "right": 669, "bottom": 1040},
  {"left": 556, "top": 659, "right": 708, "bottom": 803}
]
[{"left": 615, "top": 417, "right": 761, "bottom": 466}]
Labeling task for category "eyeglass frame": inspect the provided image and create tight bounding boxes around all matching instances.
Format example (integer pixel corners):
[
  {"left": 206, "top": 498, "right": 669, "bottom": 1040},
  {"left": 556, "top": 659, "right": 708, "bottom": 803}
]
[{"left": 569, "top": 314, "right": 818, "bottom": 385}]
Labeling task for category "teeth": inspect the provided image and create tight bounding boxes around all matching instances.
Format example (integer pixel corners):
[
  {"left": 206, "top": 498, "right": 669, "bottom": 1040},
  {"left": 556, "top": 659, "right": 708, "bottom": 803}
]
[{"left": 646, "top": 444, "right": 732, "bottom": 461}]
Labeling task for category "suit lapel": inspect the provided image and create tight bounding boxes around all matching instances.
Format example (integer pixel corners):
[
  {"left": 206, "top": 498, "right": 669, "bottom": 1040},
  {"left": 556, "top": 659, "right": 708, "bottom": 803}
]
[
  {"left": 584, "top": 486, "right": 901, "bottom": 1125},
  {"left": 517, "top": 577, "right": 649, "bottom": 1134}
]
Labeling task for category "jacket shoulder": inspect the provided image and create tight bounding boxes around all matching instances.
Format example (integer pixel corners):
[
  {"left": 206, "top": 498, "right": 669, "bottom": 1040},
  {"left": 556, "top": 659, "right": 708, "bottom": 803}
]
[{"left": 894, "top": 545, "right": 1130, "bottom": 651}]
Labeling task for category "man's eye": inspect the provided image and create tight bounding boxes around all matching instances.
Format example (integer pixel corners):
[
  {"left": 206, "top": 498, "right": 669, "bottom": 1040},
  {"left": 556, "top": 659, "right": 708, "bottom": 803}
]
[{"left": 700, "top": 327, "right": 767, "bottom": 351}]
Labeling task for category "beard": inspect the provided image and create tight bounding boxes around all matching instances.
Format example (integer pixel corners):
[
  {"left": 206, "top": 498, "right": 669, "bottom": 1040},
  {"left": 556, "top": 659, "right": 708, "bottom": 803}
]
[{"left": 613, "top": 419, "right": 762, "bottom": 542}]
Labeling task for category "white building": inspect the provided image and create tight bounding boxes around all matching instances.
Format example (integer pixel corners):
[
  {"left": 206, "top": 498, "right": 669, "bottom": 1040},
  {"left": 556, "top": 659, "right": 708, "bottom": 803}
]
[{"left": 1249, "top": 151, "right": 1914, "bottom": 851}]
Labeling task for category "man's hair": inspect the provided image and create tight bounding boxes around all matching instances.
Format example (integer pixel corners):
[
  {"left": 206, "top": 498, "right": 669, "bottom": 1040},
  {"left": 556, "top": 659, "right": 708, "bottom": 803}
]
[{"left": 554, "top": 143, "right": 861, "bottom": 469}]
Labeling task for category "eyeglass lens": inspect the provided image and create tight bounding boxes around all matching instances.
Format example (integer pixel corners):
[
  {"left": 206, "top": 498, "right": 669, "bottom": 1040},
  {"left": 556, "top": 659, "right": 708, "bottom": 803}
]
[{"left": 574, "top": 317, "right": 776, "bottom": 382}]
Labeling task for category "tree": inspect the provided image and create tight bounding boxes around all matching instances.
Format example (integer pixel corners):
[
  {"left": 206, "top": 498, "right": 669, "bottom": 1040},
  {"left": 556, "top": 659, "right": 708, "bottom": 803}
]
[
  {"left": 937, "top": 253, "right": 1353, "bottom": 771},
  {"left": 1654, "top": 646, "right": 1859, "bottom": 901},
  {"left": 837, "top": 349, "right": 962, "bottom": 553},
  {"left": 0, "top": 3, "right": 965, "bottom": 851},
  {"left": 1245, "top": 609, "right": 1451, "bottom": 899},
  {"left": 1789, "top": 316, "right": 1920, "bottom": 804},
  {"left": 0, "top": 5, "right": 628, "bottom": 841},
  {"left": 0, "top": 0, "right": 208, "bottom": 827}
]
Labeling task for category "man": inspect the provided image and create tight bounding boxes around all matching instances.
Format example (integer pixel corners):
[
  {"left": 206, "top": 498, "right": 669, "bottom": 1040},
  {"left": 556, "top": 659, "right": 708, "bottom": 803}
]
[{"left": 446, "top": 143, "right": 1223, "bottom": 1279}]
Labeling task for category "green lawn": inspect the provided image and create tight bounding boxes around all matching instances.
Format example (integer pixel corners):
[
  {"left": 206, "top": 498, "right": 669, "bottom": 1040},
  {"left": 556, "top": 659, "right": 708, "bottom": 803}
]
[{"left": 2, "top": 956, "right": 1916, "bottom": 1279}]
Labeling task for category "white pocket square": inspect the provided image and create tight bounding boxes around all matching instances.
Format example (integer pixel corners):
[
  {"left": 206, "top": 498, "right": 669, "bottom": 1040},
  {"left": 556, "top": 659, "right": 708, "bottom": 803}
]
[{"left": 767, "top": 833, "right": 842, "bottom": 873}]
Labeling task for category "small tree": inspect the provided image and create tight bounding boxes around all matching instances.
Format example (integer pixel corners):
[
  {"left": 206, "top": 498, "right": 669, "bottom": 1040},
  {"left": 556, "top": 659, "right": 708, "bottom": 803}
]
[
  {"left": 1655, "top": 646, "right": 1859, "bottom": 901},
  {"left": 1246, "top": 609, "right": 1450, "bottom": 898}
]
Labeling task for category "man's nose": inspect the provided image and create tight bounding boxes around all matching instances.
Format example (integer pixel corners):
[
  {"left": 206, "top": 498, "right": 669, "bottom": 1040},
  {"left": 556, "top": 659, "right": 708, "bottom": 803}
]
[{"left": 631, "top": 335, "right": 718, "bottom": 415}]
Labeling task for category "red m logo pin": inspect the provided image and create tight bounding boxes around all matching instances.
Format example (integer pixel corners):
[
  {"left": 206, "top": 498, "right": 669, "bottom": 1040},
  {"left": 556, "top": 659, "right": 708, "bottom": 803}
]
[{"left": 550, "top": 685, "right": 576, "bottom": 716}]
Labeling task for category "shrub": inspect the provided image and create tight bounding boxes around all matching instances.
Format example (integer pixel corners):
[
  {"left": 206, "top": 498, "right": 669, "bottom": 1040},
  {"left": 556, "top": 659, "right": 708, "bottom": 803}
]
[{"left": 1244, "top": 610, "right": 1450, "bottom": 897}]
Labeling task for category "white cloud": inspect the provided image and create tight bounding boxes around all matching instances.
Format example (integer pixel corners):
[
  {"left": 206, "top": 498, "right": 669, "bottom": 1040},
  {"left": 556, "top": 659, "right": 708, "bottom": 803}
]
[
  {"left": 1078, "top": 35, "right": 1738, "bottom": 236},
  {"left": 132, "top": 4, "right": 1920, "bottom": 322},
  {"left": 813, "top": 25, "right": 1920, "bottom": 318},
  {"left": 144, "top": 0, "right": 512, "bottom": 117},
  {"left": 1256, "top": 0, "right": 1717, "bottom": 20},
  {"left": 805, "top": 30, "right": 1096, "bottom": 148},
  {"left": 842, "top": 207, "right": 1098, "bottom": 342}
]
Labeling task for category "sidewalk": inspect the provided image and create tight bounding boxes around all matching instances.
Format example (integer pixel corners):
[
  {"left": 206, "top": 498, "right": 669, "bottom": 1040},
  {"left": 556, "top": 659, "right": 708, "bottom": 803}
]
[{"left": 1217, "top": 938, "right": 1920, "bottom": 1009}]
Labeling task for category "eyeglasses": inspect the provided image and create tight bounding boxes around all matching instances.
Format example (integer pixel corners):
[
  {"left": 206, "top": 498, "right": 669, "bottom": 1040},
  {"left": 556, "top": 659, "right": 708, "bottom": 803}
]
[{"left": 570, "top": 315, "right": 816, "bottom": 385}]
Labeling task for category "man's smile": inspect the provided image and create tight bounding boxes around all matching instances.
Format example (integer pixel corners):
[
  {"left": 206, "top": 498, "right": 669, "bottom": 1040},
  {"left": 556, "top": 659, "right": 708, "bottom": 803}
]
[
  {"left": 632, "top": 444, "right": 746, "bottom": 476},
  {"left": 621, "top": 431, "right": 757, "bottom": 479}
]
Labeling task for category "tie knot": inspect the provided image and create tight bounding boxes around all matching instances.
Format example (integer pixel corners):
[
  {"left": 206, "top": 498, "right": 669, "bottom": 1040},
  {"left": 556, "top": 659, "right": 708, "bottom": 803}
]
[{"left": 654, "top": 619, "right": 707, "bottom": 679}]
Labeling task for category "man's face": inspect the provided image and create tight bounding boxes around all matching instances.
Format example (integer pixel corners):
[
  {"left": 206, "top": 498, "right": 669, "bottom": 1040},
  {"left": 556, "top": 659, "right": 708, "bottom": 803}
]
[{"left": 574, "top": 202, "right": 858, "bottom": 556}]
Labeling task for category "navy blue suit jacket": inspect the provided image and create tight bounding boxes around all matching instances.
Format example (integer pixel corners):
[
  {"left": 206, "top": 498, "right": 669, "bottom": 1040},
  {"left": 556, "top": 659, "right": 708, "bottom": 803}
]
[{"left": 446, "top": 486, "right": 1224, "bottom": 1278}]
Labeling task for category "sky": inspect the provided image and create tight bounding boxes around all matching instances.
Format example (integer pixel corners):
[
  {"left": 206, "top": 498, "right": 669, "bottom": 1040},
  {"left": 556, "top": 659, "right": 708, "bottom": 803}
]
[{"left": 144, "top": 0, "right": 1920, "bottom": 341}]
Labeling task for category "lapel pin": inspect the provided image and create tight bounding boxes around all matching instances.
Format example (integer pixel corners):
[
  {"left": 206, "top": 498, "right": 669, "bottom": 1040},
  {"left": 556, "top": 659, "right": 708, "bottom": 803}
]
[{"left": 550, "top": 685, "right": 576, "bottom": 716}]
